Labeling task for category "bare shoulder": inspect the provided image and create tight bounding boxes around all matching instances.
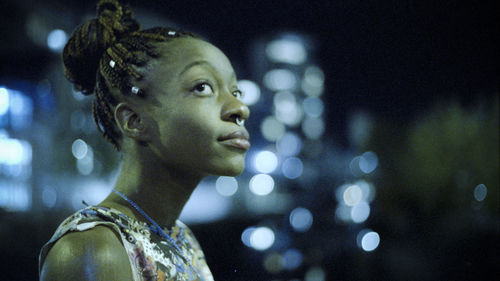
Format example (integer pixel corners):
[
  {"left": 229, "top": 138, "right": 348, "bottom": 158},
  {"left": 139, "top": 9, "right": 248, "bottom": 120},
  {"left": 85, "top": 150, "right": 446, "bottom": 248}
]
[{"left": 40, "top": 225, "right": 133, "bottom": 281}]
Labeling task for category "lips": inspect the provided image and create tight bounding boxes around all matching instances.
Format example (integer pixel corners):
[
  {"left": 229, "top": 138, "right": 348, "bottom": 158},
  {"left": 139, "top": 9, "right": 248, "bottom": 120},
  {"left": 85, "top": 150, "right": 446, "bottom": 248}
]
[{"left": 218, "top": 130, "right": 251, "bottom": 150}]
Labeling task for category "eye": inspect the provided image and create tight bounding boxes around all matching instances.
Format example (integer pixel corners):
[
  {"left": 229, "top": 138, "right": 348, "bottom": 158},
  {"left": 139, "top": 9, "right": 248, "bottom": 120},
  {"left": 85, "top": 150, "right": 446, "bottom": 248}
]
[
  {"left": 232, "top": 90, "right": 243, "bottom": 100},
  {"left": 193, "top": 83, "right": 214, "bottom": 96}
]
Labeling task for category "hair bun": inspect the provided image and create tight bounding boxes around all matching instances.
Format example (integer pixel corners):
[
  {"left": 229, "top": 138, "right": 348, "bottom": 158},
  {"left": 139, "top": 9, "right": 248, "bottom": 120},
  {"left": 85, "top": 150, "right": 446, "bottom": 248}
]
[{"left": 63, "top": 0, "right": 140, "bottom": 95}]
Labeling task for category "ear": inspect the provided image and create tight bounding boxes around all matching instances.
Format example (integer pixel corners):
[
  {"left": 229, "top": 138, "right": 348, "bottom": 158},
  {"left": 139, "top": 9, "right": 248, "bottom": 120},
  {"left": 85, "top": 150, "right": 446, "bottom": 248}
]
[{"left": 114, "top": 103, "right": 151, "bottom": 142}]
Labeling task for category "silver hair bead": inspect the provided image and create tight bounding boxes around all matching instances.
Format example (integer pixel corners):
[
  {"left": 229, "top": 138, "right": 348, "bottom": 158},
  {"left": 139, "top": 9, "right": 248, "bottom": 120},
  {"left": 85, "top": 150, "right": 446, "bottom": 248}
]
[
  {"left": 109, "top": 60, "right": 116, "bottom": 68},
  {"left": 236, "top": 117, "right": 245, "bottom": 126},
  {"left": 168, "top": 31, "right": 176, "bottom": 36},
  {"left": 131, "top": 86, "right": 140, "bottom": 95}
]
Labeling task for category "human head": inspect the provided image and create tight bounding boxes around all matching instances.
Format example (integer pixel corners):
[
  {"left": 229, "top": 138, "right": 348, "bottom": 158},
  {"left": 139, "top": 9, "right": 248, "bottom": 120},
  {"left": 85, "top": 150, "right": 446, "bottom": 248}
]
[{"left": 63, "top": 0, "right": 199, "bottom": 150}]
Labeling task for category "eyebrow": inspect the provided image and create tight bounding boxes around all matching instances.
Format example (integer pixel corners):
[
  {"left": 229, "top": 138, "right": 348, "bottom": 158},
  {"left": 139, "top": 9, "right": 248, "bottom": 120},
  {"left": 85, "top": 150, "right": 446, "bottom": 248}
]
[{"left": 178, "top": 60, "right": 237, "bottom": 81}]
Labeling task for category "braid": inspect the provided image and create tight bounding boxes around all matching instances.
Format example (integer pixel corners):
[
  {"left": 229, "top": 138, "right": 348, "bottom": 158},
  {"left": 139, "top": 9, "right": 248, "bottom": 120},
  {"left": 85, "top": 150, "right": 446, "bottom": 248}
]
[{"left": 63, "top": 0, "right": 197, "bottom": 150}]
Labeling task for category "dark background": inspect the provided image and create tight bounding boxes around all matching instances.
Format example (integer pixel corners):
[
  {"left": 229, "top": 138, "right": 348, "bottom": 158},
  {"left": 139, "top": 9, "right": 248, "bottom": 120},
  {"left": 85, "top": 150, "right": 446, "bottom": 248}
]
[{"left": 0, "top": 0, "right": 498, "bottom": 280}]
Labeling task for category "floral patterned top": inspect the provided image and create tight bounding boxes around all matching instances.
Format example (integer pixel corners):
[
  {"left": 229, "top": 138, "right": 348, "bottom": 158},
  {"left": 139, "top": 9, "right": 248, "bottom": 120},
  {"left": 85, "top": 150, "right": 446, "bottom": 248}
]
[{"left": 39, "top": 206, "right": 214, "bottom": 281}]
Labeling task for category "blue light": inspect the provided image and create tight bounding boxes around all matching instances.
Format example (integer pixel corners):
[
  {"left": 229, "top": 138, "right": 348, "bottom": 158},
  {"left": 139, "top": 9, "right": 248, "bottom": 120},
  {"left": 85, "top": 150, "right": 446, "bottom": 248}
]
[
  {"left": 474, "top": 184, "right": 487, "bottom": 201},
  {"left": 282, "top": 157, "right": 303, "bottom": 179},
  {"left": 0, "top": 182, "right": 31, "bottom": 211},
  {"left": 47, "top": 29, "right": 68, "bottom": 51},
  {"left": 0, "top": 88, "right": 8, "bottom": 115},
  {"left": 276, "top": 132, "right": 302, "bottom": 157},
  {"left": 282, "top": 248, "right": 303, "bottom": 270},
  {"left": 289, "top": 207, "right": 313, "bottom": 232}
]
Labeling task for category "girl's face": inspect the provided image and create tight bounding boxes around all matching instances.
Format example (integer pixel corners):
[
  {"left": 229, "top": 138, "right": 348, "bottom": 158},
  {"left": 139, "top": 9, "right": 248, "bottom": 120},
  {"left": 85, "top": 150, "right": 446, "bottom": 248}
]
[{"left": 139, "top": 37, "right": 250, "bottom": 177}]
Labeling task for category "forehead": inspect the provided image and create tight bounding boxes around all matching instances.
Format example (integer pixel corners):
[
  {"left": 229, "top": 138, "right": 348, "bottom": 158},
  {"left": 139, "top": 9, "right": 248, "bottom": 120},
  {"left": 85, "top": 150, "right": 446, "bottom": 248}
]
[{"left": 153, "top": 38, "right": 235, "bottom": 78}]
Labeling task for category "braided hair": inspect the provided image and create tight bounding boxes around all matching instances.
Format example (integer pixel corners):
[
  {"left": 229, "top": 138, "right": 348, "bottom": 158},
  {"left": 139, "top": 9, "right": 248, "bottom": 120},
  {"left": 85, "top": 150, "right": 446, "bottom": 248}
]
[{"left": 63, "top": 0, "right": 196, "bottom": 150}]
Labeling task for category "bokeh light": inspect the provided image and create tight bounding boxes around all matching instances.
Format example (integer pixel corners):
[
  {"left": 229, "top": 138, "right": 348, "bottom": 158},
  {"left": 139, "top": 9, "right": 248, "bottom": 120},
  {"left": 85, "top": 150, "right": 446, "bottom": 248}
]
[
  {"left": 250, "top": 226, "right": 275, "bottom": 251},
  {"left": 276, "top": 132, "right": 302, "bottom": 157},
  {"left": 249, "top": 174, "right": 275, "bottom": 196},
  {"left": 274, "top": 91, "right": 303, "bottom": 126},
  {"left": 282, "top": 157, "right": 303, "bottom": 179},
  {"left": 238, "top": 79, "right": 261, "bottom": 105},
  {"left": 473, "top": 184, "right": 487, "bottom": 201},
  {"left": 301, "top": 66, "right": 324, "bottom": 97},
  {"left": 263, "top": 69, "right": 297, "bottom": 91},
  {"left": 289, "top": 207, "right": 313, "bottom": 232},
  {"left": 215, "top": 176, "right": 238, "bottom": 197},
  {"left": 261, "top": 116, "right": 286, "bottom": 142},
  {"left": 359, "top": 230, "right": 380, "bottom": 252},
  {"left": 71, "top": 139, "right": 88, "bottom": 160},
  {"left": 343, "top": 184, "right": 362, "bottom": 206},
  {"left": 302, "top": 116, "right": 324, "bottom": 139},
  {"left": 359, "top": 151, "right": 378, "bottom": 174},
  {"left": 282, "top": 248, "right": 303, "bottom": 270},
  {"left": 350, "top": 201, "right": 370, "bottom": 223},
  {"left": 305, "top": 266, "right": 326, "bottom": 281},
  {"left": 254, "top": 151, "right": 279, "bottom": 173},
  {"left": 266, "top": 38, "right": 307, "bottom": 65},
  {"left": 47, "top": 29, "right": 67, "bottom": 51},
  {"left": 302, "top": 97, "right": 324, "bottom": 118}
]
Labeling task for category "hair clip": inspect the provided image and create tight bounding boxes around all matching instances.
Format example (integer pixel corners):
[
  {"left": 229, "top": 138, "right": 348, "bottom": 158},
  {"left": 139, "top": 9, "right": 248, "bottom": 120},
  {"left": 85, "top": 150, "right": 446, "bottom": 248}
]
[
  {"left": 109, "top": 60, "right": 116, "bottom": 68},
  {"left": 131, "top": 86, "right": 140, "bottom": 95},
  {"left": 236, "top": 117, "right": 245, "bottom": 126},
  {"left": 168, "top": 31, "right": 176, "bottom": 36}
]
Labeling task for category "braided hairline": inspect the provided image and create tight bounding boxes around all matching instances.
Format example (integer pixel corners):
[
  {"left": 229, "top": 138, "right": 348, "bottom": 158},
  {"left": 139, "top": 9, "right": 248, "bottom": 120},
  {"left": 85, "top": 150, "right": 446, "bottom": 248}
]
[{"left": 93, "top": 28, "right": 195, "bottom": 150}]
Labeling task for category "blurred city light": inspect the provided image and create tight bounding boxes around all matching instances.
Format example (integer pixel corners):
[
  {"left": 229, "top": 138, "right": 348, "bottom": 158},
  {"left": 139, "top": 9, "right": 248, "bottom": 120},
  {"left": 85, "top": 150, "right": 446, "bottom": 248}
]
[
  {"left": 0, "top": 137, "right": 32, "bottom": 166},
  {"left": 305, "top": 266, "right": 326, "bottom": 281},
  {"left": 71, "top": 139, "right": 88, "bottom": 160},
  {"left": 266, "top": 38, "right": 307, "bottom": 65},
  {"left": 274, "top": 91, "right": 303, "bottom": 126},
  {"left": 357, "top": 230, "right": 380, "bottom": 252},
  {"left": 47, "top": 29, "right": 67, "bottom": 51},
  {"left": 343, "top": 184, "right": 362, "bottom": 206},
  {"left": 76, "top": 146, "right": 94, "bottom": 175},
  {"left": 282, "top": 248, "right": 303, "bottom": 270},
  {"left": 301, "top": 66, "right": 324, "bottom": 97},
  {"left": 282, "top": 157, "right": 303, "bottom": 179},
  {"left": 276, "top": 132, "right": 302, "bottom": 157},
  {"left": 0, "top": 182, "right": 31, "bottom": 211},
  {"left": 289, "top": 207, "right": 313, "bottom": 232},
  {"left": 254, "top": 150, "right": 279, "bottom": 173},
  {"left": 41, "top": 186, "right": 57, "bottom": 208},
  {"left": 263, "top": 69, "right": 297, "bottom": 91},
  {"left": 351, "top": 201, "right": 370, "bottom": 223},
  {"left": 359, "top": 151, "right": 378, "bottom": 174},
  {"left": 473, "top": 184, "right": 487, "bottom": 201},
  {"left": 249, "top": 174, "right": 275, "bottom": 196},
  {"left": 302, "top": 97, "right": 324, "bottom": 118},
  {"left": 302, "top": 116, "right": 325, "bottom": 139},
  {"left": 0, "top": 87, "right": 8, "bottom": 115},
  {"left": 263, "top": 252, "right": 283, "bottom": 273},
  {"left": 250, "top": 226, "right": 275, "bottom": 251},
  {"left": 238, "top": 79, "right": 261, "bottom": 106},
  {"left": 261, "top": 116, "right": 286, "bottom": 141},
  {"left": 215, "top": 176, "right": 238, "bottom": 197},
  {"left": 241, "top": 226, "right": 257, "bottom": 247}
]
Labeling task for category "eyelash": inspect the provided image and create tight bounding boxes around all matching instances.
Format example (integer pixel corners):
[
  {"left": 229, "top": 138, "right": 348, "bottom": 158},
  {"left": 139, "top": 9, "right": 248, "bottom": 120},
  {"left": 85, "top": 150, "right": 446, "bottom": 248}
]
[
  {"left": 192, "top": 82, "right": 244, "bottom": 101},
  {"left": 232, "top": 90, "right": 244, "bottom": 100},
  {"left": 192, "top": 82, "right": 214, "bottom": 95}
]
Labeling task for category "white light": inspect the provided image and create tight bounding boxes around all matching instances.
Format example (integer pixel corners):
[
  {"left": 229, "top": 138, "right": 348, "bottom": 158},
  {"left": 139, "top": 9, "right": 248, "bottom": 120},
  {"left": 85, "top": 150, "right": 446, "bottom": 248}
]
[
  {"left": 289, "top": 207, "right": 313, "bottom": 232},
  {"left": 238, "top": 80, "right": 261, "bottom": 105},
  {"left": 241, "top": 226, "right": 256, "bottom": 247},
  {"left": 250, "top": 226, "right": 275, "bottom": 251},
  {"left": 47, "top": 29, "right": 67, "bottom": 51},
  {"left": 254, "top": 151, "right": 279, "bottom": 173},
  {"left": 266, "top": 39, "right": 307, "bottom": 65},
  {"left": 0, "top": 87, "right": 9, "bottom": 115},
  {"left": 335, "top": 204, "right": 351, "bottom": 222},
  {"left": 274, "top": 91, "right": 303, "bottom": 126},
  {"left": 215, "top": 176, "right": 238, "bottom": 197},
  {"left": 263, "top": 69, "right": 297, "bottom": 91},
  {"left": 0, "top": 182, "right": 31, "bottom": 211},
  {"left": 249, "top": 174, "right": 275, "bottom": 196},
  {"left": 302, "top": 97, "right": 324, "bottom": 117},
  {"left": 0, "top": 137, "right": 32, "bottom": 165},
  {"left": 351, "top": 201, "right": 370, "bottom": 223},
  {"left": 42, "top": 187, "right": 57, "bottom": 208},
  {"left": 77, "top": 147, "right": 94, "bottom": 175},
  {"left": 72, "top": 139, "right": 88, "bottom": 159},
  {"left": 276, "top": 132, "right": 302, "bottom": 157},
  {"left": 356, "top": 180, "right": 376, "bottom": 203},
  {"left": 361, "top": 231, "right": 380, "bottom": 252},
  {"left": 302, "top": 116, "right": 325, "bottom": 139},
  {"left": 261, "top": 116, "right": 286, "bottom": 142},
  {"left": 359, "top": 151, "right": 378, "bottom": 174},
  {"left": 302, "top": 66, "right": 325, "bottom": 97},
  {"left": 343, "top": 184, "right": 362, "bottom": 206},
  {"left": 474, "top": 184, "right": 487, "bottom": 201},
  {"left": 282, "top": 248, "right": 303, "bottom": 270},
  {"left": 282, "top": 157, "right": 303, "bottom": 179}
]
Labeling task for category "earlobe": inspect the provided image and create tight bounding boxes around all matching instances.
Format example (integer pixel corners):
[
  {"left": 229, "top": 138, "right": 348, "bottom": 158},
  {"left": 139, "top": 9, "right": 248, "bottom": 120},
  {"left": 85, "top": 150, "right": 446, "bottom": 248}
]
[{"left": 114, "top": 103, "right": 151, "bottom": 142}]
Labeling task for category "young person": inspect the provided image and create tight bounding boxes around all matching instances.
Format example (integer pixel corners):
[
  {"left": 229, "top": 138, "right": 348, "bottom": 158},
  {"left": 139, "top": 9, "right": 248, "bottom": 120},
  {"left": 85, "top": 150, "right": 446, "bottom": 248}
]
[{"left": 39, "top": 1, "right": 250, "bottom": 280}]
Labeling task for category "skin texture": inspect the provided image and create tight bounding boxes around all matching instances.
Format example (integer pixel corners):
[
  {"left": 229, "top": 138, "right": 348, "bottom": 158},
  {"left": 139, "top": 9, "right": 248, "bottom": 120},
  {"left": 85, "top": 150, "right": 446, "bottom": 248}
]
[{"left": 40, "top": 37, "right": 250, "bottom": 281}]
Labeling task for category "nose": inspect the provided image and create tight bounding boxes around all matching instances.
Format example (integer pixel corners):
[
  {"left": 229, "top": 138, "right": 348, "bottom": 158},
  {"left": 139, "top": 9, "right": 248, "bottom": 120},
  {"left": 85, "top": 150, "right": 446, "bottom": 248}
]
[{"left": 221, "top": 96, "right": 250, "bottom": 125}]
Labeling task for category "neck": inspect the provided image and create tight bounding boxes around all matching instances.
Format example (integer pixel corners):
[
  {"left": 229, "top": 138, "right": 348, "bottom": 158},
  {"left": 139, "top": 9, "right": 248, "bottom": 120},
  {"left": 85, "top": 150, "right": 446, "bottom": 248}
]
[{"left": 100, "top": 145, "right": 203, "bottom": 228}]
